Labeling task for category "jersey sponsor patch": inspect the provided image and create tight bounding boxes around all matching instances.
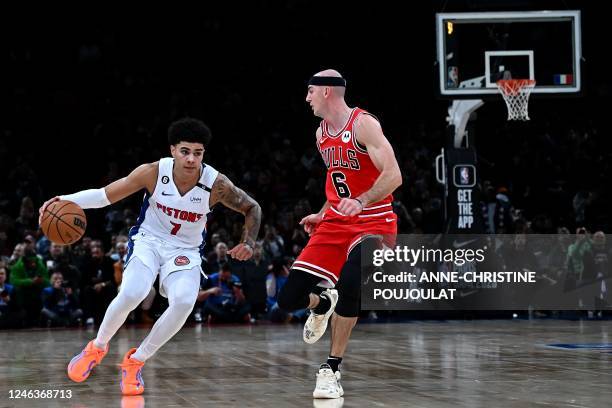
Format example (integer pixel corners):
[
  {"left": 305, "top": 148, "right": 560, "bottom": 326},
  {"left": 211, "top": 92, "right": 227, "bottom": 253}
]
[
  {"left": 174, "top": 255, "right": 191, "bottom": 266},
  {"left": 341, "top": 131, "right": 352, "bottom": 143}
]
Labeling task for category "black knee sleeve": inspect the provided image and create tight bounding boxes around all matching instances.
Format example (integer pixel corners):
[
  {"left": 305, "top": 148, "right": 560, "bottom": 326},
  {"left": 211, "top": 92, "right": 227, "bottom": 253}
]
[
  {"left": 335, "top": 244, "right": 364, "bottom": 318},
  {"left": 277, "top": 269, "right": 321, "bottom": 312}
]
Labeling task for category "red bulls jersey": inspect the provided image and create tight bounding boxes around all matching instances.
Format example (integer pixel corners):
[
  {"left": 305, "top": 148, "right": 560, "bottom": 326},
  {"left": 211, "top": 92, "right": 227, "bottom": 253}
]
[{"left": 317, "top": 107, "right": 393, "bottom": 217}]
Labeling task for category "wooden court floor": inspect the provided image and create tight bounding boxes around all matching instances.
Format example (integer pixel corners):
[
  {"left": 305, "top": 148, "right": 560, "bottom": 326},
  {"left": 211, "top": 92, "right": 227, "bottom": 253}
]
[{"left": 1, "top": 320, "right": 612, "bottom": 407}]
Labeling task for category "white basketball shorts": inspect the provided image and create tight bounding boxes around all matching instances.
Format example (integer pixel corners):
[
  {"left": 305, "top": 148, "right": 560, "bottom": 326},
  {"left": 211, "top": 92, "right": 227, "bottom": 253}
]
[{"left": 125, "top": 231, "right": 204, "bottom": 297}]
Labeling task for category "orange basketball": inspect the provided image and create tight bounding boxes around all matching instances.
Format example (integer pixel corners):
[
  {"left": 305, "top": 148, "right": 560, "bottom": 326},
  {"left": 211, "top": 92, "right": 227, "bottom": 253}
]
[{"left": 40, "top": 200, "right": 87, "bottom": 245}]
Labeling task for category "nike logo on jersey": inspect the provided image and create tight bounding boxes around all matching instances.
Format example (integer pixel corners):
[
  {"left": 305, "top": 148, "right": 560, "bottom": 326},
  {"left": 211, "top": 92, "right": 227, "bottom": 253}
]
[
  {"left": 386, "top": 218, "right": 395, "bottom": 222},
  {"left": 161, "top": 192, "right": 174, "bottom": 196}
]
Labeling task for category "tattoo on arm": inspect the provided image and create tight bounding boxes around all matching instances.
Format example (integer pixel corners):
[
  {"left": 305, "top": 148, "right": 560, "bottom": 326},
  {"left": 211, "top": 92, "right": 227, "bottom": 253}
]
[{"left": 211, "top": 174, "right": 262, "bottom": 246}]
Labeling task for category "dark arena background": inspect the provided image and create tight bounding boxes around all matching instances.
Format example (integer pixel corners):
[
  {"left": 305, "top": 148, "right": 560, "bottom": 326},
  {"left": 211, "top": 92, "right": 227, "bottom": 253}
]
[{"left": 1, "top": 2, "right": 612, "bottom": 407}]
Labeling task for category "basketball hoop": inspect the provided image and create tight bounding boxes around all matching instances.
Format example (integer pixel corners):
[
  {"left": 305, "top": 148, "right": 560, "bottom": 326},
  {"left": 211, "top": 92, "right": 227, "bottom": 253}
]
[{"left": 496, "top": 79, "right": 536, "bottom": 121}]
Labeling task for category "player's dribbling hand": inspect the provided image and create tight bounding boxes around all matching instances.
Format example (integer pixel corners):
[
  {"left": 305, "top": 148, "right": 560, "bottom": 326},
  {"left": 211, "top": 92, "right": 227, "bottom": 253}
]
[
  {"left": 228, "top": 243, "right": 254, "bottom": 261},
  {"left": 39, "top": 196, "right": 61, "bottom": 225},
  {"left": 299, "top": 213, "right": 323, "bottom": 236},
  {"left": 336, "top": 198, "right": 363, "bottom": 217}
]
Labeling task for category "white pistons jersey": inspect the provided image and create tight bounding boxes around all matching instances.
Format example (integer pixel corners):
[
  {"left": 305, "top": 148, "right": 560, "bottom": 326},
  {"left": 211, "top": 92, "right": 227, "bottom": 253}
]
[{"left": 129, "top": 157, "right": 218, "bottom": 251}]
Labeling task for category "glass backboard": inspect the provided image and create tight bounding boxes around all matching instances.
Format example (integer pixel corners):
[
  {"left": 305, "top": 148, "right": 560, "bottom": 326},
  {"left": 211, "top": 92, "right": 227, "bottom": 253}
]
[{"left": 436, "top": 11, "right": 582, "bottom": 97}]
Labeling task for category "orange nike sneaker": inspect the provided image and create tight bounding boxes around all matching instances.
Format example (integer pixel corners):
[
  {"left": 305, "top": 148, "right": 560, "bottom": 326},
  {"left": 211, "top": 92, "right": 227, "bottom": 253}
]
[
  {"left": 67, "top": 340, "right": 109, "bottom": 382},
  {"left": 119, "top": 348, "right": 145, "bottom": 396}
]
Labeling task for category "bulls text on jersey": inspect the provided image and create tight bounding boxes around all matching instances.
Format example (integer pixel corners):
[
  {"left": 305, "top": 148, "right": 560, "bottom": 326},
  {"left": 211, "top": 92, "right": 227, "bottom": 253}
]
[{"left": 320, "top": 146, "right": 361, "bottom": 170}]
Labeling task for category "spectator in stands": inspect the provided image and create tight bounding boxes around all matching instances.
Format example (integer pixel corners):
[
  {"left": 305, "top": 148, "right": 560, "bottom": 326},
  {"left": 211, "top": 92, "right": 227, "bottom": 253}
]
[
  {"left": 112, "top": 241, "right": 128, "bottom": 284},
  {"left": 546, "top": 227, "right": 572, "bottom": 280},
  {"left": 41, "top": 243, "right": 81, "bottom": 291},
  {"left": 7, "top": 243, "right": 25, "bottom": 267},
  {"left": 231, "top": 242, "right": 269, "bottom": 320},
  {"left": 567, "top": 227, "right": 594, "bottom": 284},
  {"left": 210, "top": 232, "right": 222, "bottom": 248},
  {"left": 262, "top": 224, "right": 284, "bottom": 260},
  {"left": 500, "top": 234, "right": 538, "bottom": 272},
  {"left": 9, "top": 248, "right": 49, "bottom": 324},
  {"left": 108, "top": 235, "right": 128, "bottom": 262},
  {"left": 481, "top": 185, "right": 515, "bottom": 234},
  {"left": 0, "top": 265, "right": 23, "bottom": 329},
  {"left": 23, "top": 235, "right": 39, "bottom": 259},
  {"left": 206, "top": 242, "right": 230, "bottom": 275},
  {"left": 573, "top": 191, "right": 592, "bottom": 227},
  {"left": 43, "top": 242, "right": 65, "bottom": 269},
  {"left": 35, "top": 235, "right": 51, "bottom": 259},
  {"left": 201, "top": 262, "right": 250, "bottom": 323},
  {"left": 81, "top": 244, "right": 116, "bottom": 325},
  {"left": 41, "top": 271, "right": 83, "bottom": 327},
  {"left": 590, "top": 231, "right": 611, "bottom": 278},
  {"left": 50, "top": 253, "right": 82, "bottom": 294},
  {"left": 15, "top": 197, "right": 37, "bottom": 239},
  {"left": 587, "top": 231, "right": 610, "bottom": 308}
]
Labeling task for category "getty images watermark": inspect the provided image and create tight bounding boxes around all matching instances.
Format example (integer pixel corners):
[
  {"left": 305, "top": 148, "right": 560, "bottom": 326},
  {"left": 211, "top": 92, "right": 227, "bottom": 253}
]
[
  {"left": 361, "top": 234, "right": 612, "bottom": 310},
  {"left": 371, "top": 245, "right": 535, "bottom": 300}
]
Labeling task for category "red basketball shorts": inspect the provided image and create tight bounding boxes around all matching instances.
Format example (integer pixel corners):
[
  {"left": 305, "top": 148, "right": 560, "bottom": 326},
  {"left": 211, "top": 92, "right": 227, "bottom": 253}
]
[{"left": 293, "top": 206, "right": 397, "bottom": 285}]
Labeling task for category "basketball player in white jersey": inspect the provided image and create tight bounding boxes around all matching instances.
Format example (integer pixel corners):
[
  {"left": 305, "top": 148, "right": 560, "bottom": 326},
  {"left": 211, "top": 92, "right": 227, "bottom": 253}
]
[{"left": 38, "top": 117, "right": 261, "bottom": 395}]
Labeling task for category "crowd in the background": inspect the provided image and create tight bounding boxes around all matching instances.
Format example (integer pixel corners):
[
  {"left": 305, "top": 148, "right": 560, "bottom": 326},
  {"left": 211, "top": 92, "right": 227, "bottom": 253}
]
[
  {"left": 2, "top": 16, "right": 611, "bottom": 328},
  {"left": 1, "top": 118, "right": 611, "bottom": 329}
]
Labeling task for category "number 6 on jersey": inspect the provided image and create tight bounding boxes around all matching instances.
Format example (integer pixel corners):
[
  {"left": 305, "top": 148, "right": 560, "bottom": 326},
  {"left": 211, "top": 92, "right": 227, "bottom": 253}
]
[{"left": 331, "top": 171, "right": 351, "bottom": 198}]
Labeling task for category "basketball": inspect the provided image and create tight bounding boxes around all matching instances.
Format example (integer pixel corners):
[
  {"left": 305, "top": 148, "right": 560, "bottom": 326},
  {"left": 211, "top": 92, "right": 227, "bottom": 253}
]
[{"left": 40, "top": 200, "right": 87, "bottom": 245}]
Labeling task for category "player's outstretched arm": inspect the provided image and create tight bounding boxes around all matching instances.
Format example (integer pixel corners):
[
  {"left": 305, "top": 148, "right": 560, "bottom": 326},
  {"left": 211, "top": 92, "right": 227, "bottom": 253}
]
[
  {"left": 38, "top": 162, "right": 158, "bottom": 224},
  {"left": 210, "top": 173, "right": 262, "bottom": 261},
  {"left": 336, "top": 115, "right": 402, "bottom": 216}
]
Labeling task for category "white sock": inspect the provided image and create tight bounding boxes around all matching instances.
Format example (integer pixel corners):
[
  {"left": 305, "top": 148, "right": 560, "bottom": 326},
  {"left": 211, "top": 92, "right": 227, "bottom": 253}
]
[
  {"left": 93, "top": 339, "right": 106, "bottom": 350},
  {"left": 131, "top": 267, "right": 200, "bottom": 362}
]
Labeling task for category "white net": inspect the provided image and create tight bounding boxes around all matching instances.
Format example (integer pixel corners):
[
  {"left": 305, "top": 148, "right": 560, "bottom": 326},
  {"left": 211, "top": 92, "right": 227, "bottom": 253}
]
[{"left": 496, "top": 79, "right": 536, "bottom": 121}]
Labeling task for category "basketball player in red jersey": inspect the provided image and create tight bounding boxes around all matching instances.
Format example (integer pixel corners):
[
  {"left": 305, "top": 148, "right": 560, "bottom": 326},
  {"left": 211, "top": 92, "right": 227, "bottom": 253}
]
[{"left": 278, "top": 69, "right": 402, "bottom": 399}]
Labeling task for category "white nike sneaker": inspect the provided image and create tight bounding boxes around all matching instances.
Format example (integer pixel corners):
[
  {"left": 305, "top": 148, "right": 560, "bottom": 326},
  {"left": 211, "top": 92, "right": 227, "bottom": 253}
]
[
  {"left": 313, "top": 364, "right": 344, "bottom": 399},
  {"left": 303, "top": 289, "right": 338, "bottom": 344}
]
